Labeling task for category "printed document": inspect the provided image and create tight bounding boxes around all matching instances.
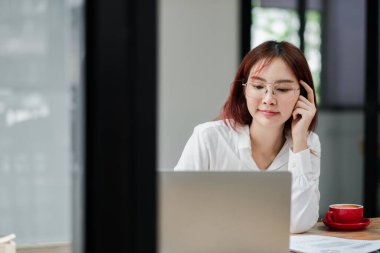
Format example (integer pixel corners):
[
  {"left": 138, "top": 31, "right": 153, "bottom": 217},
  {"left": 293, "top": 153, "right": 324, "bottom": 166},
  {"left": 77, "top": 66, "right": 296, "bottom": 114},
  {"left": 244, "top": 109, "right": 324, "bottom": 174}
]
[
  {"left": 0, "top": 234, "right": 15, "bottom": 244},
  {"left": 290, "top": 235, "right": 380, "bottom": 253}
]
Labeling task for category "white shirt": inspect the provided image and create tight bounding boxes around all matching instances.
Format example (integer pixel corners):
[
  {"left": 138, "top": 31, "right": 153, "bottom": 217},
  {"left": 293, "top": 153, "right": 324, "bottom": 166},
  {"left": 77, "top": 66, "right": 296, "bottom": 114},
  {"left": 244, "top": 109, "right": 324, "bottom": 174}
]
[{"left": 175, "top": 120, "right": 321, "bottom": 233}]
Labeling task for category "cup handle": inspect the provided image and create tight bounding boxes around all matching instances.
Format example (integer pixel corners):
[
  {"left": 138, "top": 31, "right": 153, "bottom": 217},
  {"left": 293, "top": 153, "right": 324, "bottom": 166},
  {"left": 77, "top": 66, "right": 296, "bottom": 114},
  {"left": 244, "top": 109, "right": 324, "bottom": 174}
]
[{"left": 326, "top": 211, "right": 335, "bottom": 223}]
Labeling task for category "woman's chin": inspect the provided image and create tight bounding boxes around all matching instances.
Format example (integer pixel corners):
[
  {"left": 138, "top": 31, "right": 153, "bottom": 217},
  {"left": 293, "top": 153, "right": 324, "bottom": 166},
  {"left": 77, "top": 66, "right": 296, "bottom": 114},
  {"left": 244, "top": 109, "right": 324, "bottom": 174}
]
[{"left": 253, "top": 115, "right": 286, "bottom": 129}]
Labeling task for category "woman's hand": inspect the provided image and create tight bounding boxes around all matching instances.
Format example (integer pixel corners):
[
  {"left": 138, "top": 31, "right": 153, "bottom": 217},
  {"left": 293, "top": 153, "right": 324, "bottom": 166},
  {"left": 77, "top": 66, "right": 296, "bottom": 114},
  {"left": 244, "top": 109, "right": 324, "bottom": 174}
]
[{"left": 291, "top": 80, "right": 317, "bottom": 152}]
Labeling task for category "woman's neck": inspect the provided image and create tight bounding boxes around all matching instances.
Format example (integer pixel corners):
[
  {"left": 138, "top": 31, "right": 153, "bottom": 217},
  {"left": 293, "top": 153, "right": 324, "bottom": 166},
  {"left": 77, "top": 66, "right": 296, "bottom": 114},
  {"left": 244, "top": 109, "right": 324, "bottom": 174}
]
[
  {"left": 249, "top": 122, "right": 286, "bottom": 169},
  {"left": 250, "top": 123, "right": 285, "bottom": 151}
]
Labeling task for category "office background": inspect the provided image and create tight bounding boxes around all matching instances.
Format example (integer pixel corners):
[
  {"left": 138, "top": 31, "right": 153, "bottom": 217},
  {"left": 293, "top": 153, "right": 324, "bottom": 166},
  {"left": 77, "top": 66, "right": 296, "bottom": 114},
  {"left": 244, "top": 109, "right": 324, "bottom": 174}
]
[
  {"left": 0, "top": 0, "right": 378, "bottom": 252},
  {"left": 159, "top": 0, "right": 374, "bottom": 218}
]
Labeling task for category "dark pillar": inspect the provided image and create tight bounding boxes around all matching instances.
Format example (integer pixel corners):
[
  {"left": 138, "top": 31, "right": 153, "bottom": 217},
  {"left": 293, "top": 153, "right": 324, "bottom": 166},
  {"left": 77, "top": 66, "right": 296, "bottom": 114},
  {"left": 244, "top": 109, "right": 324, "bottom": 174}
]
[
  {"left": 85, "top": 0, "right": 157, "bottom": 252},
  {"left": 297, "top": 0, "right": 306, "bottom": 52},
  {"left": 240, "top": 0, "right": 252, "bottom": 59},
  {"left": 364, "top": 0, "right": 378, "bottom": 217}
]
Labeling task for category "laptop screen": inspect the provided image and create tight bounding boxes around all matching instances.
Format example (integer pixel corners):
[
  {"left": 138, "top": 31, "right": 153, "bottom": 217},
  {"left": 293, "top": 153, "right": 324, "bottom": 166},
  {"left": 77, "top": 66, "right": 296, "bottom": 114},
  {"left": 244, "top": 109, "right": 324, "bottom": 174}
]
[{"left": 158, "top": 171, "right": 292, "bottom": 253}]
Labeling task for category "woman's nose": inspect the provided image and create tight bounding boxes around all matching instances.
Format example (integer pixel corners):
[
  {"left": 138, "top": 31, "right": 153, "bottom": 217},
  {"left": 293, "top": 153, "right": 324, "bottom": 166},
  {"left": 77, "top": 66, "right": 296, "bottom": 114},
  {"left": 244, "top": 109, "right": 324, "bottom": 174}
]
[{"left": 262, "top": 88, "right": 276, "bottom": 104}]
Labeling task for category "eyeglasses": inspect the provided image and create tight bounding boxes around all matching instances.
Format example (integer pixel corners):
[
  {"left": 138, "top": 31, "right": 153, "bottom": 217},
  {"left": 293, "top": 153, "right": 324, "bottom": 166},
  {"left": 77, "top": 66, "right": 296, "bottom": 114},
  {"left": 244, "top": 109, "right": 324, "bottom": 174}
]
[{"left": 242, "top": 81, "right": 300, "bottom": 101}]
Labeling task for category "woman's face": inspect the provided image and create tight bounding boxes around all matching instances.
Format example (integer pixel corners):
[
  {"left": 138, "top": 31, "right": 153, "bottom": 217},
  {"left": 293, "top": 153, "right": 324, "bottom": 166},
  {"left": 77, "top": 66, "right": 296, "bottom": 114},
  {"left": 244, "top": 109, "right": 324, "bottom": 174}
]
[{"left": 245, "top": 58, "right": 300, "bottom": 130}]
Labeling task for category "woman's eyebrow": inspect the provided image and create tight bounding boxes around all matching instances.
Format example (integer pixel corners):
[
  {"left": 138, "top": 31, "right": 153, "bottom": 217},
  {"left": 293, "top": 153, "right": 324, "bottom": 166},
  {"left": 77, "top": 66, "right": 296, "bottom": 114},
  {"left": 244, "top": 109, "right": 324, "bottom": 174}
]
[
  {"left": 250, "top": 76, "right": 295, "bottom": 84},
  {"left": 274, "top": 79, "right": 295, "bottom": 84},
  {"left": 249, "top": 76, "right": 266, "bottom": 81}
]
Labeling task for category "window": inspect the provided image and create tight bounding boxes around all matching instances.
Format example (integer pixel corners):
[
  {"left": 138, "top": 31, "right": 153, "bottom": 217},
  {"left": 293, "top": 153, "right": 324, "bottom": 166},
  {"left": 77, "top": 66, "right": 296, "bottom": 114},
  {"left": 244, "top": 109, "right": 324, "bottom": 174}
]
[
  {"left": 0, "top": 0, "right": 84, "bottom": 249},
  {"left": 251, "top": 2, "right": 322, "bottom": 103}
]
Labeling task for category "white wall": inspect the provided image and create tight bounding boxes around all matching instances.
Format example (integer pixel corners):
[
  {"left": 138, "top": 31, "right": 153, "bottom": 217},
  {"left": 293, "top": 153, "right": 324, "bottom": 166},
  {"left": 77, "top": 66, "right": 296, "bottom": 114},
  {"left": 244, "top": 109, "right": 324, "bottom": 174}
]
[
  {"left": 158, "top": 0, "right": 240, "bottom": 170},
  {"left": 158, "top": 0, "right": 367, "bottom": 217}
]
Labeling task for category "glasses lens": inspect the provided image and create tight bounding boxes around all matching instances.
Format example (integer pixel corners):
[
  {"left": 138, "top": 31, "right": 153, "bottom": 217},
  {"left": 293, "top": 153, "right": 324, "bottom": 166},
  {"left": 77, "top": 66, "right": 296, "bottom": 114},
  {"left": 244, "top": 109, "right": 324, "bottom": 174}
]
[
  {"left": 246, "top": 82, "right": 297, "bottom": 100},
  {"left": 250, "top": 82, "right": 266, "bottom": 98},
  {"left": 273, "top": 85, "right": 295, "bottom": 100}
]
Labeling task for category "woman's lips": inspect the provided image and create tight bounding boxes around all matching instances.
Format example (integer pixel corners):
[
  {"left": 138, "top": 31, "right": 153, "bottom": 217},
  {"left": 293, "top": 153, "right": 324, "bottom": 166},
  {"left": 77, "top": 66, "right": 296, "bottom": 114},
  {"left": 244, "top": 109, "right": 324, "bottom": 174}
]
[{"left": 259, "top": 110, "right": 279, "bottom": 117}]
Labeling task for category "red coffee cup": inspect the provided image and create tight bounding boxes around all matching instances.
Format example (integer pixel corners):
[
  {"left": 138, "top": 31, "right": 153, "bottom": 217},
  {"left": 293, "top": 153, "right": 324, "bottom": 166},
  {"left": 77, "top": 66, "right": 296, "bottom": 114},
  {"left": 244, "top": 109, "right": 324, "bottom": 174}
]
[{"left": 325, "top": 204, "right": 363, "bottom": 224}]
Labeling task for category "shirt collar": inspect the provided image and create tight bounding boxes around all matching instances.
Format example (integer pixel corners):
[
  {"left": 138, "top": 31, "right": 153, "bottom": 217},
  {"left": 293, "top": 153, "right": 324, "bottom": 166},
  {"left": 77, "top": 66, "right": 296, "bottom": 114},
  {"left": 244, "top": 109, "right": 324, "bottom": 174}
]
[
  {"left": 237, "top": 125, "right": 251, "bottom": 149},
  {"left": 237, "top": 125, "right": 291, "bottom": 171},
  {"left": 267, "top": 138, "right": 290, "bottom": 171}
]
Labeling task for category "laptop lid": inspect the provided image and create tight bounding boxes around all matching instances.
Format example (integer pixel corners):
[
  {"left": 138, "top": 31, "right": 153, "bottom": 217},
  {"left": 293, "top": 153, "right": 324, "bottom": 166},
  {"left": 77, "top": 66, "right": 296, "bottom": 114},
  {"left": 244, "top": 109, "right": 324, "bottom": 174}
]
[{"left": 158, "top": 171, "right": 292, "bottom": 253}]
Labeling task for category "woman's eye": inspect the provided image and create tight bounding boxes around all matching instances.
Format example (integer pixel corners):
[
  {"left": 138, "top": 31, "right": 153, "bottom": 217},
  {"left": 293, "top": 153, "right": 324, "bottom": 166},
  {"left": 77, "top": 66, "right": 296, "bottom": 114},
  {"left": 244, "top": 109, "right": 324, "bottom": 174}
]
[
  {"left": 275, "top": 88, "right": 291, "bottom": 93},
  {"left": 252, "top": 83, "right": 265, "bottom": 89}
]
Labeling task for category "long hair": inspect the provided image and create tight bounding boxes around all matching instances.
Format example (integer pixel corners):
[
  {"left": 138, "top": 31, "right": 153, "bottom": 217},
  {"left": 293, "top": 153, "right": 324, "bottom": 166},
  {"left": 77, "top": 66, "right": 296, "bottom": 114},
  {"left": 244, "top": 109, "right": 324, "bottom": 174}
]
[{"left": 218, "top": 40, "right": 318, "bottom": 133}]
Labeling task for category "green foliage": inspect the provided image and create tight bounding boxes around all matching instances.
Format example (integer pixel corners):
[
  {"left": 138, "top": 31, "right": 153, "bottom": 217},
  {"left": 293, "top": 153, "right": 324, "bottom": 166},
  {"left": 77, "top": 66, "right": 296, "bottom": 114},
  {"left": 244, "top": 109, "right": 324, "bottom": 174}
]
[{"left": 251, "top": 7, "right": 322, "bottom": 104}]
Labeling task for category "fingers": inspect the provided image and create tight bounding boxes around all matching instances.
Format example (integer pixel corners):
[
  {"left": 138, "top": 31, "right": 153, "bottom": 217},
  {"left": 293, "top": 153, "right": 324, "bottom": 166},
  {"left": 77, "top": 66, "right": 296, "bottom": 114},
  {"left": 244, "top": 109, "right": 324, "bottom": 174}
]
[
  {"left": 292, "top": 107, "right": 313, "bottom": 120},
  {"left": 297, "top": 96, "right": 311, "bottom": 106},
  {"left": 297, "top": 96, "right": 316, "bottom": 110},
  {"left": 299, "top": 80, "right": 315, "bottom": 105},
  {"left": 294, "top": 107, "right": 315, "bottom": 118},
  {"left": 292, "top": 108, "right": 304, "bottom": 119},
  {"left": 293, "top": 99, "right": 316, "bottom": 120},
  {"left": 295, "top": 100, "right": 310, "bottom": 110}
]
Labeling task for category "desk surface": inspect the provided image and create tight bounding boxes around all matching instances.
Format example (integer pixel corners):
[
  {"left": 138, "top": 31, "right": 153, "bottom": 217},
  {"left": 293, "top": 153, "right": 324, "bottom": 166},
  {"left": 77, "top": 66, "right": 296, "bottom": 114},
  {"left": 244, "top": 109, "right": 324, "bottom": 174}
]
[{"left": 304, "top": 217, "right": 380, "bottom": 240}]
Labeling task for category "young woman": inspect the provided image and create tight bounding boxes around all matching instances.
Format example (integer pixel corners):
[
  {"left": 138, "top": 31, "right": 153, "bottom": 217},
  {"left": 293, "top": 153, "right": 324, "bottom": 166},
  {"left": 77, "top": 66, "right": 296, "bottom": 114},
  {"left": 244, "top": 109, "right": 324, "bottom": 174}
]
[{"left": 174, "top": 41, "right": 320, "bottom": 233}]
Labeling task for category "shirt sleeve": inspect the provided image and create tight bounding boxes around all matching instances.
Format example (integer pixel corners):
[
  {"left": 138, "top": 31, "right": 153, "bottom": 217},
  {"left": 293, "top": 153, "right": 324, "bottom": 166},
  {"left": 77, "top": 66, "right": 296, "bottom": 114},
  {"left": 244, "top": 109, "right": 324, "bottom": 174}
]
[
  {"left": 288, "top": 132, "right": 321, "bottom": 233},
  {"left": 174, "top": 127, "right": 210, "bottom": 171}
]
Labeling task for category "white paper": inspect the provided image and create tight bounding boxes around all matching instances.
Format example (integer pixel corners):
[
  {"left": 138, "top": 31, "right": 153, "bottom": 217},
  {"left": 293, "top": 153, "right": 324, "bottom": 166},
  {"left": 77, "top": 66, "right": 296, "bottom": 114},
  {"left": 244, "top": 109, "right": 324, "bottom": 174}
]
[
  {"left": 290, "top": 235, "right": 380, "bottom": 253},
  {"left": 0, "top": 235, "right": 15, "bottom": 245}
]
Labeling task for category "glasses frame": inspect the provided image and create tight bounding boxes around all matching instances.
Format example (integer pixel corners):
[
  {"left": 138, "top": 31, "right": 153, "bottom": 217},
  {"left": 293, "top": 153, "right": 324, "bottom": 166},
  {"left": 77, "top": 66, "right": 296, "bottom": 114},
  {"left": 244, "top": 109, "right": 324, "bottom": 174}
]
[{"left": 242, "top": 81, "right": 301, "bottom": 100}]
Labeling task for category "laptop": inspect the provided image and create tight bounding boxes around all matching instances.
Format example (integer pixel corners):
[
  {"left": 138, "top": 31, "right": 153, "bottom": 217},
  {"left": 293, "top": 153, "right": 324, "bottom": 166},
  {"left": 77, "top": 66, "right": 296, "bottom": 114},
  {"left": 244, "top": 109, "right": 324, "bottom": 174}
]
[{"left": 158, "top": 171, "right": 292, "bottom": 253}]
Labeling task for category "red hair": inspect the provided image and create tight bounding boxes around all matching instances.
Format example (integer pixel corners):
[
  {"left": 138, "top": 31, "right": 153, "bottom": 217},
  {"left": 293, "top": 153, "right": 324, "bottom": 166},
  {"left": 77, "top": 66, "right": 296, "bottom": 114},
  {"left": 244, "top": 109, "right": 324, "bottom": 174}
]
[{"left": 218, "top": 40, "right": 318, "bottom": 133}]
